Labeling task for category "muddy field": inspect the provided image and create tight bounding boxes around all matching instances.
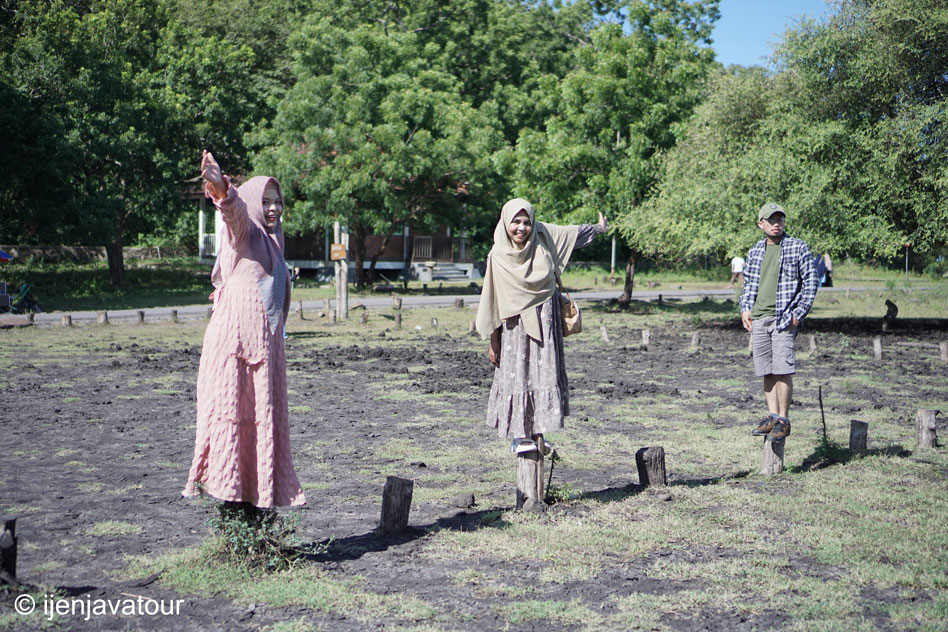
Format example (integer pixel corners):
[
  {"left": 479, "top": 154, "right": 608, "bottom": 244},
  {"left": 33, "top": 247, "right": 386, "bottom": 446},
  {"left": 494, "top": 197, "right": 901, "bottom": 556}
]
[{"left": 2, "top": 302, "right": 947, "bottom": 631}]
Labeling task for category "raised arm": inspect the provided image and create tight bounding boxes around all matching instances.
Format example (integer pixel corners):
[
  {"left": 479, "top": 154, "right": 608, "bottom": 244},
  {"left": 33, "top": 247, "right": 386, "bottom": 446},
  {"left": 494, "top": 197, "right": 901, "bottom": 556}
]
[
  {"left": 575, "top": 212, "right": 608, "bottom": 249},
  {"left": 201, "top": 150, "right": 249, "bottom": 247}
]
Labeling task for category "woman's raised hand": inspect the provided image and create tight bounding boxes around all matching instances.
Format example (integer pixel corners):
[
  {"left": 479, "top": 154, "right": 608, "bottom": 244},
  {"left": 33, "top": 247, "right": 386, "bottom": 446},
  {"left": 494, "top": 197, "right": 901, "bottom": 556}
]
[
  {"left": 201, "top": 150, "right": 228, "bottom": 201},
  {"left": 598, "top": 212, "right": 608, "bottom": 232}
]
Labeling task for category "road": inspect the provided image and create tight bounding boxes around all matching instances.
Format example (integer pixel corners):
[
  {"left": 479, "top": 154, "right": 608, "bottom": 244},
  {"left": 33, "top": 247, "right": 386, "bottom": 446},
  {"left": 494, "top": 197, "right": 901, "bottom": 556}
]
[{"left": 17, "top": 285, "right": 889, "bottom": 326}]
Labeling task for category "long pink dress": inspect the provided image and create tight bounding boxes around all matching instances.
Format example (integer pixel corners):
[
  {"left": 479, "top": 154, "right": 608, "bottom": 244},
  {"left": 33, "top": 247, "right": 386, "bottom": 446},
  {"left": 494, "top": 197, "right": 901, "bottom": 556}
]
[{"left": 182, "top": 176, "right": 305, "bottom": 508}]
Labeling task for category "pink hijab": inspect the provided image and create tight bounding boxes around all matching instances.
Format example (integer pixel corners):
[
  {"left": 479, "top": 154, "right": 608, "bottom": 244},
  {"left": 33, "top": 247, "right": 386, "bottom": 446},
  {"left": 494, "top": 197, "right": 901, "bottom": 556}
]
[{"left": 211, "top": 176, "right": 289, "bottom": 335}]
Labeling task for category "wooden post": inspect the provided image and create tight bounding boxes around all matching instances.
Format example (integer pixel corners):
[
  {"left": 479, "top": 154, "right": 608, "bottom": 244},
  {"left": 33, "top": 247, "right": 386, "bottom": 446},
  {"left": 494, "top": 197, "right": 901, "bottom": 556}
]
[
  {"left": 324, "top": 298, "right": 331, "bottom": 315},
  {"left": 62, "top": 314, "right": 72, "bottom": 327},
  {"left": 516, "top": 451, "right": 545, "bottom": 510},
  {"left": 657, "top": 294, "right": 663, "bottom": 306},
  {"left": 0, "top": 516, "right": 15, "bottom": 584},
  {"left": 379, "top": 476, "right": 413, "bottom": 535},
  {"left": 296, "top": 300, "right": 304, "bottom": 320},
  {"left": 431, "top": 317, "right": 438, "bottom": 329},
  {"left": 916, "top": 409, "right": 939, "bottom": 450},
  {"left": 872, "top": 337, "right": 882, "bottom": 361},
  {"left": 395, "top": 312, "right": 402, "bottom": 329},
  {"left": 761, "top": 438, "right": 785, "bottom": 475},
  {"left": 469, "top": 319, "right": 476, "bottom": 335},
  {"left": 136, "top": 310, "right": 145, "bottom": 324},
  {"left": 601, "top": 325, "right": 609, "bottom": 343},
  {"left": 849, "top": 420, "right": 868, "bottom": 454},
  {"left": 96, "top": 310, "right": 109, "bottom": 325},
  {"left": 170, "top": 309, "right": 178, "bottom": 323},
  {"left": 393, "top": 297, "right": 402, "bottom": 310},
  {"left": 635, "top": 447, "right": 667, "bottom": 487},
  {"left": 641, "top": 329, "right": 650, "bottom": 346},
  {"left": 808, "top": 335, "right": 817, "bottom": 353},
  {"left": 329, "top": 310, "right": 336, "bottom": 323},
  {"left": 691, "top": 332, "right": 700, "bottom": 348},
  {"left": 940, "top": 341, "right": 948, "bottom": 364},
  {"left": 26, "top": 313, "right": 34, "bottom": 324},
  {"left": 206, "top": 307, "right": 213, "bottom": 320},
  {"left": 360, "top": 311, "right": 368, "bottom": 325},
  {"left": 454, "top": 298, "right": 464, "bottom": 309}
]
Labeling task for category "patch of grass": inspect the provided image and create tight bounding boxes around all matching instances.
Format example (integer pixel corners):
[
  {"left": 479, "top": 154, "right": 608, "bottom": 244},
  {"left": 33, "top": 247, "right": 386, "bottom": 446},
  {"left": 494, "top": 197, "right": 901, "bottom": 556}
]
[
  {"left": 86, "top": 520, "right": 143, "bottom": 536},
  {"left": 126, "top": 546, "right": 439, "bottom": 623}
]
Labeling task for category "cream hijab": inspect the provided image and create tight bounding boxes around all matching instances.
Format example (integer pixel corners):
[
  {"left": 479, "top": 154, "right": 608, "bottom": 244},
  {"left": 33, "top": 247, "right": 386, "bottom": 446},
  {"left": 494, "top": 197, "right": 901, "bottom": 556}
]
[{"left": 475, "top": 198, "right": 579, "bottom": 342}]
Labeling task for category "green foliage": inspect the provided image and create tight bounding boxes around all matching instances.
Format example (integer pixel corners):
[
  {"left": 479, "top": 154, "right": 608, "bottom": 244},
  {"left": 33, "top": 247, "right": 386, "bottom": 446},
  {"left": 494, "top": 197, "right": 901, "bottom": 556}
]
[
  {"left": 636, "top": 0, "right": 948, "bottom": 265},
  {"left": 511, "top": 1, "right": 720, "bottom": 227},
  {"left": 253, "top": 13, "right": 507, "bottom": 286},
  {"left": 210, "top": 501, "right": 306, "bottom": 572}
]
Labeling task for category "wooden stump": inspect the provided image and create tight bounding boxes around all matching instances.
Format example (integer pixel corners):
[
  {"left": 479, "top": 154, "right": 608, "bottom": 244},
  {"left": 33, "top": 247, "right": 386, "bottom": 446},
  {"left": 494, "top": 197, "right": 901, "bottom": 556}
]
[
  {"left": 690, "top": 332, "right": 700, "bottom": 348},
  {"left": 657, "top": 294, "right": 663, "bottom": 305},
  {"left": 600, "top": 325, "right": 609, "bottom": 343},
  {"left": 454, "top": 298, "right": 464, "bottom": 309},
  {"left": 296, "top": 300, "right": 304, "bottom": 320},
  {"left": 96, "top": 310, "right": 109, "bottom": 325},
  {"left": 635, "top": 446, "right": 667, "bottom": 487},
  {"left": 761, "top": 438, "right": 785, "bottom": 475},
  {"left": 916, "top": 409, "right": 939, "bottom": 450},
  {"left": 808, "top": 334, "right": 817, "bottom": 353},
  {"left": 469, "top": 319, "right": 476, "bottom": 335},
  {"left": 395, "top": 312, "right": 402, "bottom": 329},
  {"left": 516, "top": 451, "right": 545, "bottom": 510},
  {"left": 849, "top": 420, "right": 868, "bottom": 454},
  {"left": 393, "top": 297, "right": 402, "bottom": 310},
  {"left": 170, "top": 309, "right": 178, "bottom": 323},
  {"left": 379, "top": 476, "right": 413, "bottom": 535},
  {"left": 62, "top": 314, "right": 72, "bottom": 327},
  {"left": 329, "top": 310, "right": 336, "bottom": 323},
  {"left": 0, "top": 516, "right": 15, "bottom": 584},
  {"left": 872, "top": 337, "right": 882, "bottom": 361},
  {"left": 431, "top": 317, "right": 438, "bottom": 329},
  {"left": 940, "top": 341, "right": 948, "bottom": 364},
  {"left": 206, "top": 307, "right": 213, "bottom": 320},
  {"left": 360, "top": 311, "right": 368, "bottom": 325},
  {"left": 27, "top": 313, "right": 34, "bottom": 324},
  {"left": 324, "top": 298, "right": 332, "bottom": 313},
  {"left": 641, "top": 329, "right": 650, "bottom": 346}
]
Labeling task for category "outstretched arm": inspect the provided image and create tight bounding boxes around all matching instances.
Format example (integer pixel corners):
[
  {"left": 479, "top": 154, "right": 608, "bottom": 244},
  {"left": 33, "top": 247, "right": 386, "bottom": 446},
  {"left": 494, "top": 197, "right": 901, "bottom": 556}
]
[
  {"left": 202, "top": 150, "right": 228, "bottom": 201},
  {"left": 575, "top": 212, "right": 608, "bottom": 249},
  {"left": 201, "top": 150, "right": 248, "bottom": 246}
]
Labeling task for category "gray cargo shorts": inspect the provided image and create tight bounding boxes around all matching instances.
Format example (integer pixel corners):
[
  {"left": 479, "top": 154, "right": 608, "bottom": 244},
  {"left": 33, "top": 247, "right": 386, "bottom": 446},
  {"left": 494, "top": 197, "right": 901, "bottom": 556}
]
[{"left": 752, "top": 316, "right": 798, "bottom": 377}]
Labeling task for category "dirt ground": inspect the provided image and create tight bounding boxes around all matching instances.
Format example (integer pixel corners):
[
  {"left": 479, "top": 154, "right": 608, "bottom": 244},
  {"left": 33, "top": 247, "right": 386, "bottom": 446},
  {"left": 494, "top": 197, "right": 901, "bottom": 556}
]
[{"left": 1, "top": 306, "right": 947, "bottom": 631}]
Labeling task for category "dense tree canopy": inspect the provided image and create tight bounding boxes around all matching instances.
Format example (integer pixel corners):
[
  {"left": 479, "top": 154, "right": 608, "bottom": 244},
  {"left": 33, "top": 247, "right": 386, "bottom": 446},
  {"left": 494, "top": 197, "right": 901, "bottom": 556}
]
[
  {"left": 4, "top": 0, "right": 943, "bottom": 288},
  {"left": 629, "top": 0, "right": 948, "bottom": 264}
]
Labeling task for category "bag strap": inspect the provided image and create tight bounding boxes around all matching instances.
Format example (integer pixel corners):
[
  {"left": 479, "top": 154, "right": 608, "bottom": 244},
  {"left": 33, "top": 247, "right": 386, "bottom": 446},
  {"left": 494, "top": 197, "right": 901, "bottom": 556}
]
[{"left": 554, "top": 274, "right": 573, "bottom": 303}]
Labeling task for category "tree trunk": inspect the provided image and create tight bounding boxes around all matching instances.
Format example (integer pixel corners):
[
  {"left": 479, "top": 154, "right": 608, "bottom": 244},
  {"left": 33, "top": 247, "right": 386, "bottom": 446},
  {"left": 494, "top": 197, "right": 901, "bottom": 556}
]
[
  {"left": 352, "top": 228, "right": 367, "bottom": 289},
  {"left": 105, "top": 215, "right": 125, "bottom": 290},
  {"left": 402, "top": 233, "right": 414, "bottom": 287},
  {"left": 368, "top": 232, "right": 394, "bottom": 284},
  {"left": 618, "top": 249, "right": 637, "bottom": 303}
]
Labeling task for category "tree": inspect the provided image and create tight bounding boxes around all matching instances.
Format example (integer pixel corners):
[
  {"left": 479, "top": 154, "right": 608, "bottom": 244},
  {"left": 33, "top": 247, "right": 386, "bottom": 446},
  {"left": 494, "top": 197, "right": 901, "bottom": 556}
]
[
  {"left": 638, "top": 0, "right": 948, "bottom": 265},
  {"left": 252, "top": 18, "right": 505, "bottom": 287},
  {"left": 511, "top": 0, "right": 720, "bottom": 298}
]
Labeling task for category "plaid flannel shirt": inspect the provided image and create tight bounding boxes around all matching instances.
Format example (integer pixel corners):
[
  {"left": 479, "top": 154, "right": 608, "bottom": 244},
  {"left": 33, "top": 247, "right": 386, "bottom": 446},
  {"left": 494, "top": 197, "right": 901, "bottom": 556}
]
[{"left": 739, "top": 235, "right": 818, "bottom": 331}]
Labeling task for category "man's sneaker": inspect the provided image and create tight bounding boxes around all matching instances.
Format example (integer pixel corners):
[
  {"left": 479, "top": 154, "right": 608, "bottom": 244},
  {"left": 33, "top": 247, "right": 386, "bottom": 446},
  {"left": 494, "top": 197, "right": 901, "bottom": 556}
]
[
  {"left": 767, "top": 417, "right": 791, "bottom": 442},
  {"left": 751, "top": 413, "right": 777, "bottom": 436}
]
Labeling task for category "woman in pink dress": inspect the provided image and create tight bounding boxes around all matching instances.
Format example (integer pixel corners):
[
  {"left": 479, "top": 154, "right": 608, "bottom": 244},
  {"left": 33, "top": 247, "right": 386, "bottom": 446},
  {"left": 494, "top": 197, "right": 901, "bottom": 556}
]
[{"left": 182, "top": 151, "right": 305, "bottom": 509}]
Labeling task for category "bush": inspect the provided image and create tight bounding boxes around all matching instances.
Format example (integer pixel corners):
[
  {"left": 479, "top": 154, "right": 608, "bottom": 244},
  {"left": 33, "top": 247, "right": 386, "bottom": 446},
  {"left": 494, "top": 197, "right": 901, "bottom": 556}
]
[{"left": 209, "top": 501, "right": 303, "bottom": 572}]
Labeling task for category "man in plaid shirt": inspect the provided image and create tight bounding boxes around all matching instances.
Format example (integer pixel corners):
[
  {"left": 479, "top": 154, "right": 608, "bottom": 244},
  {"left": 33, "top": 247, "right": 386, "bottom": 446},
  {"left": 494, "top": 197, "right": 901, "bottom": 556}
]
[{"left": 740, "top": 203, "right": 818, "bottom": 442}]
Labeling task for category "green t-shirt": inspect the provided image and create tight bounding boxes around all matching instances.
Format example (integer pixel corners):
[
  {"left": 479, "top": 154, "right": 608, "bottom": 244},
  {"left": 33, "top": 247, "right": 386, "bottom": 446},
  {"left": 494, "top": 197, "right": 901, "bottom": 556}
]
[{"left": 751, "top": 243, "right": 781, "bottom": 319}]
